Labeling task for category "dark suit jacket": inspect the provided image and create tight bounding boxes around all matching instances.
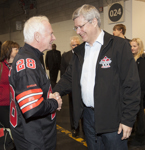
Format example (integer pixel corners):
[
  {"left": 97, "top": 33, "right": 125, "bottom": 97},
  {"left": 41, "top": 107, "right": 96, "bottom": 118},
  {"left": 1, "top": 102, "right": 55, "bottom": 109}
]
[
  {"left": 60, "top": 50, "right": 73, "bottom": 77},
  {"left": 45, "top": 49, "right": 61, "bottom": 71},
  {"left": 136, "top": 54, "right": 145, "bottom": 91}
]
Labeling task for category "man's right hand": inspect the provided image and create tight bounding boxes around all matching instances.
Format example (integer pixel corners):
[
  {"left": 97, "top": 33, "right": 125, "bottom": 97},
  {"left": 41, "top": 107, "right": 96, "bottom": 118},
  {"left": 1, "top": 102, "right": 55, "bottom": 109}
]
[{"left": 49, "top": 92, "right": 62, "bottom": 111}]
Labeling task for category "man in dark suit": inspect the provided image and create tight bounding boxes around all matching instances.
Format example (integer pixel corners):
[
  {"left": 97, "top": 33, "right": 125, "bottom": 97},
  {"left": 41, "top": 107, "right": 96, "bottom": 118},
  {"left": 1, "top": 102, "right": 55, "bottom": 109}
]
[
  {"left": 61, "top": 36, "right": 80, "bottom": 76},
  {"left": 60, "top": 36, "right": 83, "bottom": 137},
  {"left": 45, "top": 44, "right": 61, "bottom": 88}
]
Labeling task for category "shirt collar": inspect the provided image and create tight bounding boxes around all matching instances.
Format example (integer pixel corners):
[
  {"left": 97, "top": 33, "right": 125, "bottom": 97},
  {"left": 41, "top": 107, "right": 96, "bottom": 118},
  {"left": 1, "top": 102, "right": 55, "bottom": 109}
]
[
  {"left": 85, "top": 30, "right": 104, "bottom": 46},
  {"left": 97, "top": 29, "right": 104, "bottom": 45}
]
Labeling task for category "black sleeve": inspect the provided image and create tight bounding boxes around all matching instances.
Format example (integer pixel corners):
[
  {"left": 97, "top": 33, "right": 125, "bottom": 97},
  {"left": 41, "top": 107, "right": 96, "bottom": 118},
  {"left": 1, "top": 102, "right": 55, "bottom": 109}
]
[
  {"left": 118, "top": 41, "right": 141, "bottom": 127},
  {"left": 58, "top": 51, "right": 61, "bottom": 70},
  {"left": 53, "top": 57, "right": 72, "bottom": 96},
  {"left": 137, "top": 58, "right": 145, "bottom": 91},
  {"left": 60, "top": 53, "right": 67, "bottom": 77},
  {"left": 10, "top": 60, "right": 58, "bottom": 120}
]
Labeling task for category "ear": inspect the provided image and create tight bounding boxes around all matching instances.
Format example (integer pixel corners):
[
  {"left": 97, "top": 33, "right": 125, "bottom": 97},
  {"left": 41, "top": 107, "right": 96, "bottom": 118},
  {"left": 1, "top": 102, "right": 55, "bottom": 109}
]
[
  {"left": 34, "top": 32, "right": 40, "bottom": 42},
  {"left": 92, "top": 18, "right": 98, "bottom": 27}
]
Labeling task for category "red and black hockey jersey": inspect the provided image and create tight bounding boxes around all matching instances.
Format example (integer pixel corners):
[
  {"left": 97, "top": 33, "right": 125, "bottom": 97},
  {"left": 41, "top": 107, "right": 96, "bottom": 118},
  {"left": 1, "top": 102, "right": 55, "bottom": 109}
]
[{"left": 9, "top": 43, "right": 58, "bottom": 150}]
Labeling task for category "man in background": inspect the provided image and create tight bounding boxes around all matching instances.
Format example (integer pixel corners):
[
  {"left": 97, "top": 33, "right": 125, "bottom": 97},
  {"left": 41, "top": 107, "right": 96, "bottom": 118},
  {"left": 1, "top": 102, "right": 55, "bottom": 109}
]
[
  {"left": 61, "top": 36, "right": 83, "bottom": 137},
  {"left": 113, "top": 24, "right": 130, "bottom": 42},
  {"left": 61, "top": 36, "right": 80, "bottom": 76},
  {"left": 45, "top": 43, "right": 61, "bottom": 88}
]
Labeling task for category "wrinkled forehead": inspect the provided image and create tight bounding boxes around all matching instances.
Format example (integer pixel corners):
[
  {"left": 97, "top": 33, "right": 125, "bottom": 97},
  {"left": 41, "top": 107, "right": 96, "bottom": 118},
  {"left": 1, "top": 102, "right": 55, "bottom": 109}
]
[{"left": 74, "top": 15, "right": 86, "bottom": 25}]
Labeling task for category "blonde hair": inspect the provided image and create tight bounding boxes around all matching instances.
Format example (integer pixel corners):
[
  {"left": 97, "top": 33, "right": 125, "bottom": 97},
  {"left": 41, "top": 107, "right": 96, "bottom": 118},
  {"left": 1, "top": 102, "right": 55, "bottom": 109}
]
[{"left": 130, "top": 38, "right": 144, "bottom": 61}]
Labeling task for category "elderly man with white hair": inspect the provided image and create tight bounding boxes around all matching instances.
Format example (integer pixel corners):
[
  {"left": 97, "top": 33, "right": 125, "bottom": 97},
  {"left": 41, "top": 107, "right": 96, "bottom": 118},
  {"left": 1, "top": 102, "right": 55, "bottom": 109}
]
[{"left": 9, "top": 16, "right": 62, "bottom": 150}]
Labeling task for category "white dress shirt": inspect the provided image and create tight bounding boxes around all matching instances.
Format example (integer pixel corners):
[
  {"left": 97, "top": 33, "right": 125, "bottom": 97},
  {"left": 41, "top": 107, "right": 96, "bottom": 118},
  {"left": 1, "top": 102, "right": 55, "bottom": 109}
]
[{"left": 80, "top": 30, "right": 104, "bottom": 107}]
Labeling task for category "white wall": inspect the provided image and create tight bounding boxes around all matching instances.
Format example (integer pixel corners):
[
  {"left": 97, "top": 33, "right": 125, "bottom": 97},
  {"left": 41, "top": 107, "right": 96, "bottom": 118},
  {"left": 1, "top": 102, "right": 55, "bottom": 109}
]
[
  {"left": 0, "top": 15, "right": 105, "bottom": 55},
  {"left": 51, "top": 20, "right": 78, "bottom": 54},
  {"left": 1, "top": 0, "right": 145, "bottom": 81},
  {"left": 0, "top": 1, "right": 132, "bottom": 82},
  {"left": 132, "top": 0, "right": 145, "bottom": 46},
  {"left": 103, "top": 0, "right": 132, "bottom": 39},
  {"left": 1, "top": 0, "right": 145, "bottom": 50},
  {"left": 0, "top": 31, "right": 24, "bottom": 46}
]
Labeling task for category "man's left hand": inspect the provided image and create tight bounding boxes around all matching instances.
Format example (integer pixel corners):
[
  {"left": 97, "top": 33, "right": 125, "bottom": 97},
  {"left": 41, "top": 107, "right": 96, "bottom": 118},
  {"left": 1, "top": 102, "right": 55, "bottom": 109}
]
[{"left": 118, "top": 123, "right": 132, "bottom": 140}]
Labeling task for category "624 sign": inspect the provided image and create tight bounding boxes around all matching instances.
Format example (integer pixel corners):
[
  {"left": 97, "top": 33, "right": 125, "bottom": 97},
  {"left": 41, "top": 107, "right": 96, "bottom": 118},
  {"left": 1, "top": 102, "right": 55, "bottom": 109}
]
[{"left": 108, "top": 1, "right": 124, "bottom": 23}]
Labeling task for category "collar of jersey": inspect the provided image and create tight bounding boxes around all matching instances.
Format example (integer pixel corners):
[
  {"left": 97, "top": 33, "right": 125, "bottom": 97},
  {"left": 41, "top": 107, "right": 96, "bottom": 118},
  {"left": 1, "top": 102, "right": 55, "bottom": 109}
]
[{"left": 24, "top": 43, "right": 43, "bottom": 59}]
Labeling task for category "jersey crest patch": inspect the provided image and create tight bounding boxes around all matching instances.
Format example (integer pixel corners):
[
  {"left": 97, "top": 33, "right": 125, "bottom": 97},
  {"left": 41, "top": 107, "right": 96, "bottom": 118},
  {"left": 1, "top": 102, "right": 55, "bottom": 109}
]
[{"left": 99, "top": 56, "right": 112, "bottom": 68}]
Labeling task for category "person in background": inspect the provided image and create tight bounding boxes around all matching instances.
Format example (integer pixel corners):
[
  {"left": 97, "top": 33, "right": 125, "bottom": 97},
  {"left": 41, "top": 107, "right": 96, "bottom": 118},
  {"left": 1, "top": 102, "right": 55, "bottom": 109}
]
[
  {"left": 60, "top": 36, "right": 81, "bottom": 76},
  {"left": 9, "top": 16, "right": 62, "bottom": 150},
  {"left": 130, "top": 38, "right": 145, "bottom": 146},
  {"left": 45, "top": 43, "right": 61, "bottom": 88},
  {"left": 53, "top": 4, "right": 140, "bottom": 150},
  {"left": 113, "top": 24, "right": 130, "bottom": 42},
  {"left": 60, "top": 36, "right": 83, "bottom": 137},
  {"left": 0, "top": 41, "right": 19, "bottom": 128}
]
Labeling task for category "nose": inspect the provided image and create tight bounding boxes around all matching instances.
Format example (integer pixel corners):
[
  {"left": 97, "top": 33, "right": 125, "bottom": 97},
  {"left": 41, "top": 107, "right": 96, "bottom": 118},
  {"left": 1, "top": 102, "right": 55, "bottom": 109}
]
[
  {"left": 76, "top": 27, "right": 81, "bottom": 35},
  {"left": 52, "top": 34, "right": 56, "bottom": 41}
]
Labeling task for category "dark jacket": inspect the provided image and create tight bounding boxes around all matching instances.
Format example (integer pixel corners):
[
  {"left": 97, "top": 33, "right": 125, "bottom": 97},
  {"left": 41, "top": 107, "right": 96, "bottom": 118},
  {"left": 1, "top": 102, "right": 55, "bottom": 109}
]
[
  {"left": 45, "top": 49, "right": 61, "bottom": 71},
  {"left": 136, "top": 54, "right": 145, "bottom": 91},
  {"left": 60, "top": 50, "right": 73, "bottom": 77},
  {"left": 9, "top": 44, "right": 58, "bottom": 150},
  {"left": 53, "top": 31, "right": 140, "bottom": 134}
]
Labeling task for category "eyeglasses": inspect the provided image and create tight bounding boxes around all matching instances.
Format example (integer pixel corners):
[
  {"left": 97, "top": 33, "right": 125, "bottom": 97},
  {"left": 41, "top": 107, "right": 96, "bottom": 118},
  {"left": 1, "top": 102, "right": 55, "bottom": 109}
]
[{"left": 73, "top": 21, "right": 90, "bottom": 31}]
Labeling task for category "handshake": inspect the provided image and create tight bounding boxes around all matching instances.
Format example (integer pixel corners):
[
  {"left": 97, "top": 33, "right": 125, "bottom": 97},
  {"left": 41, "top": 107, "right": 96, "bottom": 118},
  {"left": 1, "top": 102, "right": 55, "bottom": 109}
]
[{"left": 49, "top": 92, "right": 62, "bottom": 111}]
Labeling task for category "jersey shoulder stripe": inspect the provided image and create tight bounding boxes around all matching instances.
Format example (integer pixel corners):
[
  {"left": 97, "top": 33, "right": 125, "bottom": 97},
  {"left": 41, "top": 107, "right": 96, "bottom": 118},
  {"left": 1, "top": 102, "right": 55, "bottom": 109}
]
[
  {"left": 16, "top": 88, "right": 44, "bottom": 113},
  {"left": 21, "top": 97, "right": 43, "bottom": 114}
]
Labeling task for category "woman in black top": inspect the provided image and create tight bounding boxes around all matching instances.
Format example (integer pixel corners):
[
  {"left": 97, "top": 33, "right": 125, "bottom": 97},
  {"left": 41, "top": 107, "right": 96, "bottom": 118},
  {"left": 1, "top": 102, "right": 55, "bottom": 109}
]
[{"left": 130, "top": 38, "right": 145, "bottom": 145}]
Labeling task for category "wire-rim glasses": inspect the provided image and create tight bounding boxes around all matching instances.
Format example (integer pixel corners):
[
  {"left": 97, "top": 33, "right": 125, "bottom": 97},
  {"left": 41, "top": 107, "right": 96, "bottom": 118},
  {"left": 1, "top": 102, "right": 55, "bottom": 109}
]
[{"left": 73, "top": 21, "right": 91, "bottom": 31}]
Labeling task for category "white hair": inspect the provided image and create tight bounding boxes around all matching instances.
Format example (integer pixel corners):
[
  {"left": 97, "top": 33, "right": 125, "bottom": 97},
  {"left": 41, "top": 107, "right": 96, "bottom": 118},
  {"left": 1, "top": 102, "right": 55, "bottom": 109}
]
[
  {"left": 23, "top": 16, "right": 49, "bottom": 43},
  {"left": 70, "top": 36, "right": 81, "bottom": 44}
]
